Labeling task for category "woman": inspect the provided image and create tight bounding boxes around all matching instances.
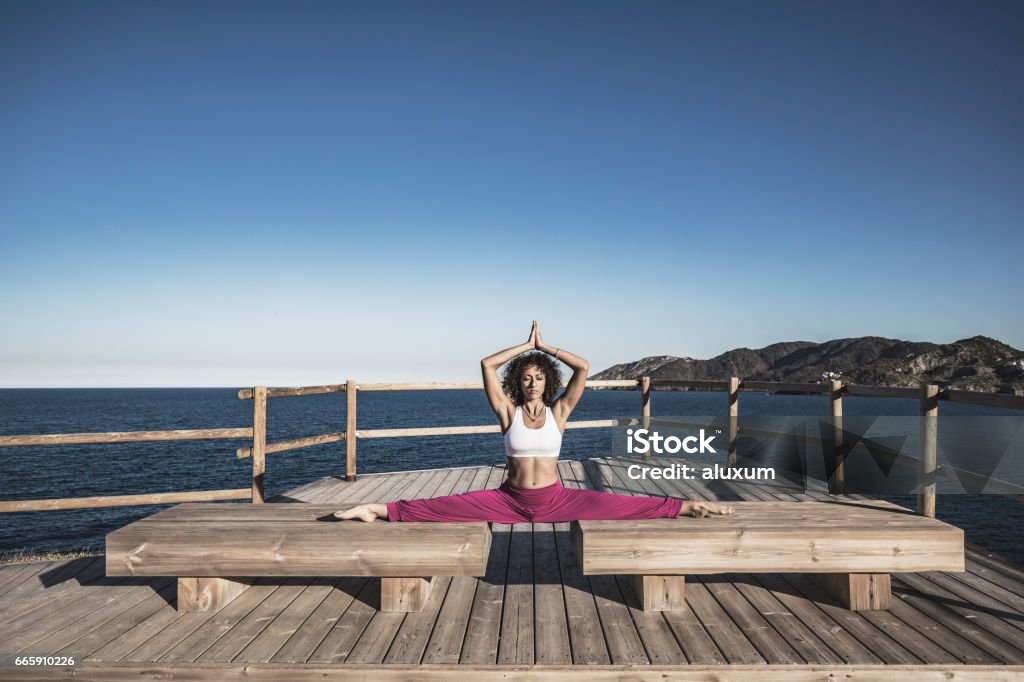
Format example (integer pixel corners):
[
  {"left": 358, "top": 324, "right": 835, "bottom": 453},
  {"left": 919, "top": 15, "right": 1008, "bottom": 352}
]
[{"left": 335, "top": 322, "right": 734, "bottom": 522}]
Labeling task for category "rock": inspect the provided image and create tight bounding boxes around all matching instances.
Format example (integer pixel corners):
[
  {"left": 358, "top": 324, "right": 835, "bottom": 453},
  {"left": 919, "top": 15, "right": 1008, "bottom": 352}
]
[{"left": 591, "top": 336, "right": 1024, "bottom": 395}]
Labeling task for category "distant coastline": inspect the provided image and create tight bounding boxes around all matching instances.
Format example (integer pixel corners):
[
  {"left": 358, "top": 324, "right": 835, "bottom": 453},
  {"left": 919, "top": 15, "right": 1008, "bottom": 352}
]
[{"left": 592, "top": 335, "right": 1024, "bottom": 395}]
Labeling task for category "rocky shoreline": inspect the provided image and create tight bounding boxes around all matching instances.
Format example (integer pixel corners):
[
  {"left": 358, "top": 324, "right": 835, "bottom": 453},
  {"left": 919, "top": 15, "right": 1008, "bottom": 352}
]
[{"left": 592, "top": 336, "right": 1024, "bottom": 395}]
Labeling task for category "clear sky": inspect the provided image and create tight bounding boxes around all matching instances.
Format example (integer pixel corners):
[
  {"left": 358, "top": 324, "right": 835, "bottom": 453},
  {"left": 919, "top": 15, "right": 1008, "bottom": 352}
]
[{"left": 1, "top": 0, "right": 1021, "bottom": 387}]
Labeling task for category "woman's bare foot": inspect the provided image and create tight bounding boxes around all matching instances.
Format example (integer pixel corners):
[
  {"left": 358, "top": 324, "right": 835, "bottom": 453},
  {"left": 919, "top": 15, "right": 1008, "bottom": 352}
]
[
  {"left": 679, "top": 501, "right": 735, "bottom": 518},
  {"left": 333, "top": 503, "right": 388, "bottom": 522}
]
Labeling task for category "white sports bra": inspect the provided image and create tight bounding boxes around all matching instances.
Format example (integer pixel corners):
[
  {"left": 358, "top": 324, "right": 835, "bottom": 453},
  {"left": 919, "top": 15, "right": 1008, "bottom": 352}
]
[{"left": 504, "top": 405, "right": 562, "bottom": 458}]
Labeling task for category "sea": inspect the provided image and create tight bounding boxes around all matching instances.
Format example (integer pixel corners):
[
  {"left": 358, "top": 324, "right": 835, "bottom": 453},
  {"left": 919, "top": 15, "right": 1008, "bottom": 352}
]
[{"left": 1, "top": 388, "right": 1022, "bottom": 565}]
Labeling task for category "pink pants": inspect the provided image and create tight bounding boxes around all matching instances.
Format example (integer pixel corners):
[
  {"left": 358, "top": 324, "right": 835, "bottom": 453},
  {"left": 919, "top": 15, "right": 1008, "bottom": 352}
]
[{"left": 386, "top": 480, "right": 683, "bottom": 523}]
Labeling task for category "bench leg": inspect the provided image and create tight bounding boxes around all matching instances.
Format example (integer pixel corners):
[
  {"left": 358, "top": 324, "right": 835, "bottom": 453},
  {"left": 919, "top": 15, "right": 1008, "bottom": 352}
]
[
  {"left": 812, "top": 573, "right": 892, "bottom": 611},
  {"left": 625, "top": 575, "right": 686, "bottom": 611},
  {"left": 381, "top": 577, "right": 434, "bottom": 612},
  {"left": 177, "top": 577, "right": 252, "bottom": 613}
]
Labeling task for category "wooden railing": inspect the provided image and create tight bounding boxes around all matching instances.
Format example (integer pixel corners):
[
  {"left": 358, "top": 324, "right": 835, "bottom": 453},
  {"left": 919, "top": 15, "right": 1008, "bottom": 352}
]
[
  {"left": 2, "top": 377, "right": 1022, "bottom": 516},
  {"left": 0, "top": 428, "right": 255, "bottom": 512},
  {"left": 234, "top": 376, "right": 1024, "bottom": 518}
]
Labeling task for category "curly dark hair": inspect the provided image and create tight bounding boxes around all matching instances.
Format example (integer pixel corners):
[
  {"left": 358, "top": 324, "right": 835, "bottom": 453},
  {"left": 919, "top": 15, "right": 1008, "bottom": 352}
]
[{"left": 501, "top": 352, "right": 563, "bottom": 406}]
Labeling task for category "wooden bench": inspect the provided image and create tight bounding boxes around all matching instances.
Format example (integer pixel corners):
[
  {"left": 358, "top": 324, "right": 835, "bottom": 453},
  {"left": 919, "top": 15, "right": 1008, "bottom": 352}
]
[
  {"left": 571, "top": 500, "right": 965, "bottom": 612},
  {"left": 105, "top": 503, "right": 491, "bottom": 613}
]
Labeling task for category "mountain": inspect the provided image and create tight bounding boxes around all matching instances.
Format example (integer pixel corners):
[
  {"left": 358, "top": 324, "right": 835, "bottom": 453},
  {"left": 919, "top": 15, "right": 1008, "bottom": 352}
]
[{"left": 591, "top": 336, "right": 1024, "bottom": 394}]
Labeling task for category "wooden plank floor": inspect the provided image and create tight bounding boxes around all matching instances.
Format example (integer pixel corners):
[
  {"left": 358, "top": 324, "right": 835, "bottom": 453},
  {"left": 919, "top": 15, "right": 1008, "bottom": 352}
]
[{"left": 2, "top": 457, "right": 1024, "bottom": 680}]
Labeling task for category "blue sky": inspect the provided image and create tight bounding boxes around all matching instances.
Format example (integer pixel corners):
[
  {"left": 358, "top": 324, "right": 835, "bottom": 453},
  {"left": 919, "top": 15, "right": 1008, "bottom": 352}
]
[{"left": 1, "top": 0, "right": 1021, "bottom": 387}]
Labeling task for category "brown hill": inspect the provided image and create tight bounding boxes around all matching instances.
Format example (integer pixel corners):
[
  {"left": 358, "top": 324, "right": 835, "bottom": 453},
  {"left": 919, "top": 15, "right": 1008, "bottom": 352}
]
[{"left": 591, "top": 336, "right": 1024, "bottom": 394}]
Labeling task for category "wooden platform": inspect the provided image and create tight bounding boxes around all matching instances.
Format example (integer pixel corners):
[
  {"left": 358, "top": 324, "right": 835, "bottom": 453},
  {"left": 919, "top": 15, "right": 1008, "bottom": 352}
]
[{"left": 2, "top": 457, "right": 1024, "bottom": 680}]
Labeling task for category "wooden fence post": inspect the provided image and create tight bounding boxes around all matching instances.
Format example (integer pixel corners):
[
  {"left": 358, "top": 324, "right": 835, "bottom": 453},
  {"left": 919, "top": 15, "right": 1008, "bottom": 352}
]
[
  {"left": 346, "top": 379, "right": 357, "bottom": 481},
  {"left": 727, "top": 377, "right": 739, "bottom": 469},
  {"left": 252, "top": 386, "right": 267, "bottom": 503},
  {"left": 640, "top": 376, "right": 651, "bottom": 460},
  {"left": 918, "top": 384, "right": 939, "bottom": 517},
  {"left": 830, "top": 379, "right": 845, "bottom": 495}
]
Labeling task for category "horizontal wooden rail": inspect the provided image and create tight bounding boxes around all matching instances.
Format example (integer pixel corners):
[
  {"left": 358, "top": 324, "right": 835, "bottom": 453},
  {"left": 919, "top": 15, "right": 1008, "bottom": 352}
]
[
  {"left": 943, "top": 389, "right": 1024, "bottom": 411},
  {"left": 740, "top": 381, "right": 829, "bottom": 394},
  {"left": 358, "top": 424, "right": 498, "bottom": 439},
  {"left": 236, "top": 378, "right": 1024, "bottom": 409},
  {"left": 356, "top": 379, "right": 640, "bottom": 391},
  {"left": 238, "top": 384, "right": 347, "bottom": 400},
  {"left": 359, "top": 382, "right": 484, "bottom": 391},
  {"left": 0, "top": 427, "right": 252, "bottom": 447},
  {"left": 362, "top": 380, "right": 639, "bottom": 390},
  {"left": 236, "top": 432, "right": 345, "bottom": 459},
  {"left": 566, "top": 418, "right": 634, "bottom": 429},
  {"left": 0, "top": 488, "right": 251, "bottom": 513},
  {"left": 238, "top": 379, "right": 641, "bottom": 399},
  {"left": 354, "top": 419, "right": 636, "bottom": 441},
  {"left": 845, "top": 384, "right": 921, "bottom": 398},
  {"left": 650, "top": 380, "right": 730, "bottom": 391},
  {"left": 236, "top": 418, "right": 643, "bottom": 456}
]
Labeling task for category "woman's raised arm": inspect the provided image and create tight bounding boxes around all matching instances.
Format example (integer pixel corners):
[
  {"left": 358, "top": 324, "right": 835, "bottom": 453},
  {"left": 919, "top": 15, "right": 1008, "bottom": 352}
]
[
  {"left": 481, "top": 321, "right": 537, "bottom": 430},
  {"left": 535, "top": 323, "right": 589, "bottom": 425}
]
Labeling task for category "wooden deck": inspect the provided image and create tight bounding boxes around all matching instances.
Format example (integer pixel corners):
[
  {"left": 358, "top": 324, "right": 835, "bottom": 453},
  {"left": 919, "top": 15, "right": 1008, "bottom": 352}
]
[{"left": 2, "top": 457, "right": 1024, "bottom": 680}]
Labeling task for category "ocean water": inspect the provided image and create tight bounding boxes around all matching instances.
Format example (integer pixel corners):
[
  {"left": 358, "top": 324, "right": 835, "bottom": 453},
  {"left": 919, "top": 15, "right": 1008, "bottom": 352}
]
[{"left": 1, "top": 388, "right": 1022, "bottom": 565}]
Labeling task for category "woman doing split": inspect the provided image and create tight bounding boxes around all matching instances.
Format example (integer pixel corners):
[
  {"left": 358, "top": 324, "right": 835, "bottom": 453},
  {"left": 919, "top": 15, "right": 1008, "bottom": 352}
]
[{"left": 335, "top": 322, "right": 734, "bottom": 522}]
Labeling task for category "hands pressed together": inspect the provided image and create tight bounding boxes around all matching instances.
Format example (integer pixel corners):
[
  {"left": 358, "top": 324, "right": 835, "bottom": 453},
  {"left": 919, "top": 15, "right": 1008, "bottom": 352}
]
[{"left": 526, "top": 319, "right": 544, "bottom": 350}]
